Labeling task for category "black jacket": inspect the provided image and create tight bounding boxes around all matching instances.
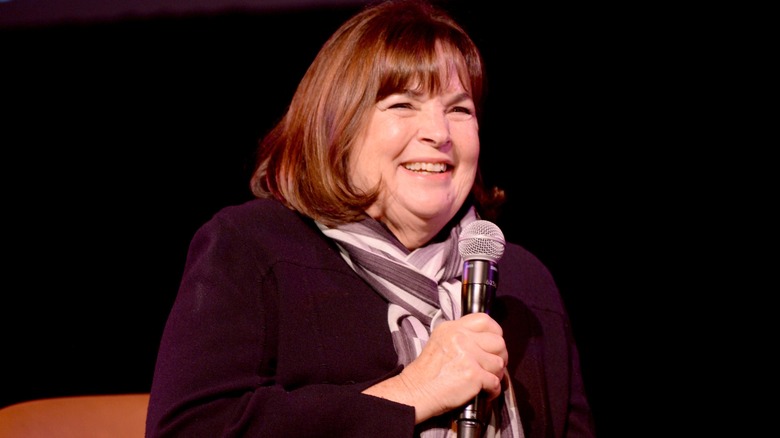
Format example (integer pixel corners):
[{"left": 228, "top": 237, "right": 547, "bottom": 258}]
[{"left": 146, "top": 198, "right": 595, "bottom": 437}]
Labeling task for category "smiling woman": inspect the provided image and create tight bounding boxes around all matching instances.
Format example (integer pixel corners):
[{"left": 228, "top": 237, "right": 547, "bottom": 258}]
[
  {"left": 351, "top": 73, "right": 481, "bottom": 250},
  {"left": 145, "top": 1, "right": 595, "bottom": 437},
  {"left": 1, "top": 0, "right": 622, "bottom": 434}
]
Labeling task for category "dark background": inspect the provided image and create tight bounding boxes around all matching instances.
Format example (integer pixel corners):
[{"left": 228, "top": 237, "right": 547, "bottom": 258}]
[{"left": 1, "top": 0, "right": 720, "bottom": 436}]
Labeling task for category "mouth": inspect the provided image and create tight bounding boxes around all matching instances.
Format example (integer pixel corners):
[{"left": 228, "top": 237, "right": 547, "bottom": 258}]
[{"left": 402, "top": 162, "right": 449, "bottom": 174}]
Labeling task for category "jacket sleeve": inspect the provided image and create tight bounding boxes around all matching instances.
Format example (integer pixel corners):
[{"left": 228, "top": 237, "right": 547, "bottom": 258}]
[
  {"left": 145, "top": 208, "right": 416, "bottom": 437},
  {"left": 496, "top": 244, "right": 596, "bottom": 438},
  {"left": 563, "top": 331, "right": 596, "bottom": 437}
]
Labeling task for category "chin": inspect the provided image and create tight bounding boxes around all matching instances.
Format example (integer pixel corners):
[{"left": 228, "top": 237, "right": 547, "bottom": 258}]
[{"left": 410, "top": 206, "right": 457, "bottom": 224}]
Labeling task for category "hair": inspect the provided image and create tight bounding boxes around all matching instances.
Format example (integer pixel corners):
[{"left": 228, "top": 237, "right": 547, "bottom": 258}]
[{"left": 250, "top": 0, "right": 505, "bottom": 226}]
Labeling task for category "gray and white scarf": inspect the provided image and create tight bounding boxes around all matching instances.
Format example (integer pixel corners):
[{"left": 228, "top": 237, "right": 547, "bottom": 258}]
[{"left": 317, "top": 207, "right": 523, "bottom": 437}]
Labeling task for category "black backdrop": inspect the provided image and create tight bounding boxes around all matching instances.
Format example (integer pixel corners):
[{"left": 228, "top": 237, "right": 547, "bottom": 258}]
[{"left": 0, "top": 1, "right": 692, "bottom": 436}]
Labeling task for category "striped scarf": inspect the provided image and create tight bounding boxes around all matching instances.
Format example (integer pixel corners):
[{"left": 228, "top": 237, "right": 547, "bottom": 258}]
[{"left": 317, "top": 207, "right": 523, "bottom": 438}]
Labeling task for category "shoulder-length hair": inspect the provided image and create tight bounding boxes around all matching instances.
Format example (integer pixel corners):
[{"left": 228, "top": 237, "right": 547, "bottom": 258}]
[{"left": 250, "top": 0, "right": 504, "bottom": 226}]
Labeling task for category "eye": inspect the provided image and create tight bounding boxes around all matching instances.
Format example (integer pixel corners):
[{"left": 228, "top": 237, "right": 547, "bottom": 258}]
[
  {"left": 451, "top": 106, "right": 473, "bottom": 115},
  {"left": 389, "top": 102, "right": 414, "bottom": 109},
  {"left": 447, "top": 105, "right": 474, "bottom": 121}
]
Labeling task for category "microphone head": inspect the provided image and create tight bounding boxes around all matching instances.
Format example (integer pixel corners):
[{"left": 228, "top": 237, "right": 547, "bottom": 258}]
[{"left": 458, "top": 220, "right": 506, "bottom": 263}]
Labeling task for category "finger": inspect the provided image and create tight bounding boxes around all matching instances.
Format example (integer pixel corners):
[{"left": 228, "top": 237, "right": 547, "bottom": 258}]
[
  {"left": 476, "top": 348, "right": 507, "bottom": 376},
  {"left": 481, "top": 370, "right": 504, "bottom": 400},
  {"left": 459, "top": 312, "right": 503, "bottom": 336}
]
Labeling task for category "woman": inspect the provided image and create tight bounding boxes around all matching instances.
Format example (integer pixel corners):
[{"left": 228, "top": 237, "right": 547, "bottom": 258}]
[{"left": 146, "top": 0, "right": 595, "bottom": 436}]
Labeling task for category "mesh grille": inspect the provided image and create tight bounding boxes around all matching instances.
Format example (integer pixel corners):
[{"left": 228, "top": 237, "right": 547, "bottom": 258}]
[{"left": 457, "top": 220, "right": 505, "bottom": 262}]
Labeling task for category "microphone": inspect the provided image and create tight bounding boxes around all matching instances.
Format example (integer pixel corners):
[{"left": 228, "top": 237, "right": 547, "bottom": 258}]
[{"left": 456, "top": 220, "right": 506, "bottom": 438}]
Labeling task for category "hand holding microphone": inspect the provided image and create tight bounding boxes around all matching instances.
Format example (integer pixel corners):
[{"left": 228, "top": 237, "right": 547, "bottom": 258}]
[
  {"left": 362, "top": 220, "right": 508, "bottom": 428},
  {"left": 457, "top": 220, "right": 506, "bottom": 438}
]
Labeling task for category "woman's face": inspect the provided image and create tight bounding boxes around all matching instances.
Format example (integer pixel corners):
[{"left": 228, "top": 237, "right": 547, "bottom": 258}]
[{"left": 350, "top": 72, "right": 480, "bottom": 248}]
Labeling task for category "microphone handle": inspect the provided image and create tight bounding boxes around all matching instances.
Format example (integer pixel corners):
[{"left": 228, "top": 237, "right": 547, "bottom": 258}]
[
  {"left": 457, "top": 260, "right": 498, "bottom": 438},
  {"left": 457, "top": 392, "right": 489, "bottom": 438}
]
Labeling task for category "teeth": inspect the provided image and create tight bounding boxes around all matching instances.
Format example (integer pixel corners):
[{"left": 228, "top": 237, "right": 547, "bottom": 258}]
[{"left": 404, "top": 162, "right": 448, "bottom": 173}]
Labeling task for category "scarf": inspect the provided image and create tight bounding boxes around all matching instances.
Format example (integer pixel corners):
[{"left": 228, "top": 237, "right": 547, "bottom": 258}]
[{"left": 317, "top": 207, "right": 523, "bottom": 438}]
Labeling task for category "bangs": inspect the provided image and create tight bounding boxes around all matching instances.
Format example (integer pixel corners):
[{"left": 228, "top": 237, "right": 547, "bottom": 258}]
[{"left": 374, "top": 32, "right": 481, "bottom": 104}]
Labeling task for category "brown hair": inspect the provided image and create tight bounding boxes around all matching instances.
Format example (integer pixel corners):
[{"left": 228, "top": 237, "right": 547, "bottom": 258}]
[{"left": 250, "top": 0, "right": 504, "bottom": 226}]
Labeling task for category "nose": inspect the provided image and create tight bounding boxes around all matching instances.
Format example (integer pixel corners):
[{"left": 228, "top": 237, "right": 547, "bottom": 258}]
[{"left": 418, "top": 109, "right": 450, "bottom": 148}]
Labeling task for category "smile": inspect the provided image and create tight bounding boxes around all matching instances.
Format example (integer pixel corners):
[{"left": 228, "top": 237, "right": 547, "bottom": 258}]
[{"left": 403, "top": 162, "right": 449, "bottom": 173}]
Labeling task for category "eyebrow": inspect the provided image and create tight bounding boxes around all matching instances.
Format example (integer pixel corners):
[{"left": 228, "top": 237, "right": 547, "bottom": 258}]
[
  {"left": 446, "top": 92, "right": 473, "bottom": 104},
  {"left": 395, "top": 90, "right": 473, "bottom": 104}
]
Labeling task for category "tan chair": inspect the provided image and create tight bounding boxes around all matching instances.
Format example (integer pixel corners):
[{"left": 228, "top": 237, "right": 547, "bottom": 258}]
[{"left": 0, "top": 393, "right": 149, "bottom": 438}]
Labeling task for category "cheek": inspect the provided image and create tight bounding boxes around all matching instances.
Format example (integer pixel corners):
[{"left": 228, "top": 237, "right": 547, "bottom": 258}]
[
  {"left": 458, "top": 128, "right": 481, "bottom": 165},
  {"left": 360, "top": 122, "right": 405, "bottom": 170},
  {"left": 349, "top": 141, "right": 389, "bottom": 192},
  {"left": 466, "top": 141, "right": 480, "bottom": 163},
  {"left": 349, "top": 149, "right": 373, "bottom": 191}
]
